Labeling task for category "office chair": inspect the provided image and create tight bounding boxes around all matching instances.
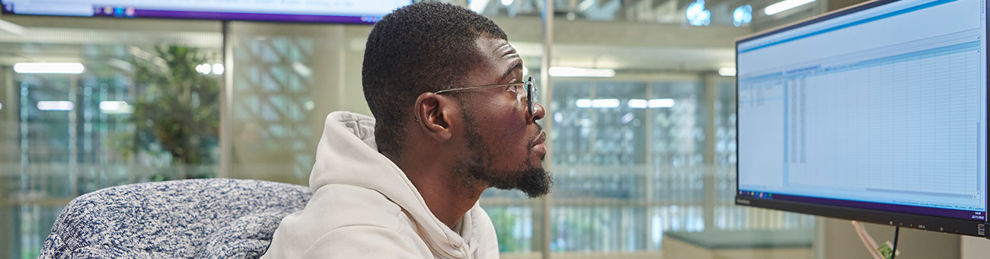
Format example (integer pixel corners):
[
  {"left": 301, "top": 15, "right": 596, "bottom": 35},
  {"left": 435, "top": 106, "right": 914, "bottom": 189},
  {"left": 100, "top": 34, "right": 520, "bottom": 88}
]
[{"left": 39, "top": 178, "right": 310, "bottom": 258}]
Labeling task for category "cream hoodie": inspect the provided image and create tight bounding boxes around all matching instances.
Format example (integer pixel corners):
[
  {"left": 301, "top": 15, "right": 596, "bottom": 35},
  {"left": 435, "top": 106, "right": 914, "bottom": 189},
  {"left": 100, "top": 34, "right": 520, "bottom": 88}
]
[{"left": 262, "top": 111, "right": 500, "bottom": 259}]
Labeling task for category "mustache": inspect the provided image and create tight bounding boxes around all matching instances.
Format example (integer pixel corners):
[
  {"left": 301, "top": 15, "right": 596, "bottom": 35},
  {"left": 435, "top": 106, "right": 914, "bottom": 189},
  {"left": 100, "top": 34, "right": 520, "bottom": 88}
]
[{"left": 529, "top": 124, "right": 544, "bottom": 146}]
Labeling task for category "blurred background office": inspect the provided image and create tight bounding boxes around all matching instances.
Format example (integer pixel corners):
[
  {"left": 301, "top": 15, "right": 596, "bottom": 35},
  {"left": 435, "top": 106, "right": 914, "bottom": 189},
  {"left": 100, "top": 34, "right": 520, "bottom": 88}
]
[{"left": 0, "top": 0, "right": 979, "bottom": 258}]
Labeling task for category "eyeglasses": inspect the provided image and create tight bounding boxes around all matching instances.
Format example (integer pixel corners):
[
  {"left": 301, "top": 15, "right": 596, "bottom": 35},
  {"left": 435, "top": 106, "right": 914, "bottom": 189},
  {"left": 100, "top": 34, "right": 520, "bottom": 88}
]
[{"left": 435, "top": 76, "right": 539, "bottom": 118}]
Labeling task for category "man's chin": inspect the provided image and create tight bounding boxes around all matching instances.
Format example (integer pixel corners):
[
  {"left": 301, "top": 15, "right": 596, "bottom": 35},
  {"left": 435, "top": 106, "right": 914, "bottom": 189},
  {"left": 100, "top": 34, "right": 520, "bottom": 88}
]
[
  {"left": 515, "top": 168, "right": 552, "bottom": 198},
  {"left": 469, "top": 163, "right": 552, "bottom": 198}
]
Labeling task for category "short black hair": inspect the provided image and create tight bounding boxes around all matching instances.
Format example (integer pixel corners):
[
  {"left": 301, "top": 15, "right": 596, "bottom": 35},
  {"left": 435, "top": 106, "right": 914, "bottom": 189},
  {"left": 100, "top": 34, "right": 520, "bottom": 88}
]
[{"left": 362, "top": 2, "right": 508, "bottom": 157}]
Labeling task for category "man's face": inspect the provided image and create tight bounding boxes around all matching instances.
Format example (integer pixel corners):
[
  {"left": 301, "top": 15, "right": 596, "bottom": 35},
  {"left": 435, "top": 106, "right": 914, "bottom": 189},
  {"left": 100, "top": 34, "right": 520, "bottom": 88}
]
[{"left": 453, "top": 36, "right": 551, "bottom": 198}]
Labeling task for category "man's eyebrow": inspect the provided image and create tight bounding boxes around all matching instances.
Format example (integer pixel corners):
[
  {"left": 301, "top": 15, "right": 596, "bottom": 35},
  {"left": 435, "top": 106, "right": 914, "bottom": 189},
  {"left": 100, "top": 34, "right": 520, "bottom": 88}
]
[{"left": 500, "top": 62, "right": 523, "bottom": 81}]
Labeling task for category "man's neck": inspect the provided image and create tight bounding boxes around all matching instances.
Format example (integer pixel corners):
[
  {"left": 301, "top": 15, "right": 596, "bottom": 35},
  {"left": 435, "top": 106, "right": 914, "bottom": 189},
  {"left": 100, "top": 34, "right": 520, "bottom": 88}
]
[{"left": 389, "top": 153, "right": 485, "bottom": 230}]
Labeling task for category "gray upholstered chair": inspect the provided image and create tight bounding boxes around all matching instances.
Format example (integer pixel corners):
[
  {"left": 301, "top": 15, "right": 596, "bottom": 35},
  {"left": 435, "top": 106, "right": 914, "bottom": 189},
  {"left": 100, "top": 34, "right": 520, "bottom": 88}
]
[{"left": 39, "top": 178, "right": 310, "bottom": 258}]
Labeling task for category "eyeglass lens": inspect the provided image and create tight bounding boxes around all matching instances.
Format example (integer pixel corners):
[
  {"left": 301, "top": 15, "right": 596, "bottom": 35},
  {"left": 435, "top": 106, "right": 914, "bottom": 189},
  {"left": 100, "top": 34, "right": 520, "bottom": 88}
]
[{"left": 526, "top": 76, "right": 535, "bottom": 117}]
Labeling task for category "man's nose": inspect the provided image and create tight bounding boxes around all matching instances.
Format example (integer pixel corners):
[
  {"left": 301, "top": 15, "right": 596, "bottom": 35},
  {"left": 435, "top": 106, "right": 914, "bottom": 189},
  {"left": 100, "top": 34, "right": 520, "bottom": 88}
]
[{"left": 530, "top": 102, "right": 546, "bottom": 122}]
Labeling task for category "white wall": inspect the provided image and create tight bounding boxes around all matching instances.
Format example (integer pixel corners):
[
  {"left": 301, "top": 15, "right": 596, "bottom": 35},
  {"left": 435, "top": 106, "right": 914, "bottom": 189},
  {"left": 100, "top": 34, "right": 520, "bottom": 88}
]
[{"left": 962, "top": 236, "right": 990, "bottom": 259}]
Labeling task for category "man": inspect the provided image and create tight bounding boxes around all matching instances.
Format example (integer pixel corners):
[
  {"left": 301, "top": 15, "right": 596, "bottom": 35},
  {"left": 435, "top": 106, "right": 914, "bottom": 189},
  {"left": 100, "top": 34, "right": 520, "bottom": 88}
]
[{"left": 262, "top": 2, "right": 550, "bottom": 258}]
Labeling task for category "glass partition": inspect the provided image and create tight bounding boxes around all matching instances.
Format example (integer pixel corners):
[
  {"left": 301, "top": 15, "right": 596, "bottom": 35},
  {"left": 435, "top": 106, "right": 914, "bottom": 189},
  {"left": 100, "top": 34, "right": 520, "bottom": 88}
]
[
  {"left": 0, "top": 16, "right": 222, "bottom": 258},
  {"left": 539, "top": 77, "right": 814, "bottom": 256}
]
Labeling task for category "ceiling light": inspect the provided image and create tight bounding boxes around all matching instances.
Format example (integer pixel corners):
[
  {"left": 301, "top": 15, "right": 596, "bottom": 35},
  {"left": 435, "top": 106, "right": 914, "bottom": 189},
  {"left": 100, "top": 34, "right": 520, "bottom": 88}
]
[
  {"left": 576, "top": 99, "right": 593, "bottom": 108},
  {"left": 37, "top": 101, "right": 74, "bottom": 111},
  {"left": 99, "top": 101, "right": 132, "bottom": 114},
  {"left": 14, "top": 63, "right": 84, "bottom": 74},
  {"left": 764, "top": 0, "right": 816, "bottom": 16},
  {"left": 592, "top": 99, "right": 620, "bottom": 108},
  {"left": 549, "top": 67, "right": 615, "bottom": 78},
  {"left": 576, "top": 98, "right": 619, "bottom": 108},
  {"left": 649, "top": 98, "right": 675, "bottom": 108},
  {"left": 628, "top": 99, "right": 648, "bottom": 109},
  {"left": 719, "top": 67, "right": 736, "bottom": 76}
]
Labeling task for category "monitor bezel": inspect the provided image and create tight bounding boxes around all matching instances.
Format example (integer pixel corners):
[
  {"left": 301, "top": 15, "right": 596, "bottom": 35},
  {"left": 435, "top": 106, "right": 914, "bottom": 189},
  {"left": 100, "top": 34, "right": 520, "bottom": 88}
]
[{"left": 734, "top": 0, "right": 990, "bottom": 237}]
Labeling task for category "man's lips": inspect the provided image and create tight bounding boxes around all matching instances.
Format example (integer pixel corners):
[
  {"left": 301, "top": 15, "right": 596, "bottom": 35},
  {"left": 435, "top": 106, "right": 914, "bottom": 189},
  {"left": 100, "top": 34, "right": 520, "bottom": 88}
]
[
  {"left": 531, "top": 130, "right": 548, "bottom": 158},
  {"left": 532, "top": 131, "right": 546, "bottom": 147}
]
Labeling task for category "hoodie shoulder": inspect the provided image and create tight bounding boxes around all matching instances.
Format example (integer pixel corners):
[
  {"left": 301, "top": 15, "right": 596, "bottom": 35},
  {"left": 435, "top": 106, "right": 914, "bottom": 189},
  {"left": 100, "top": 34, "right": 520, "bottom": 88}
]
[
  {"left": 264, "top": 184, "right": 421, "bottom": 259},
  {"left": 309, "top": 184, "right": 404, "bottom": 229},
  {"left": 300, "top": 223, "right": 427, "bottom": 258}
]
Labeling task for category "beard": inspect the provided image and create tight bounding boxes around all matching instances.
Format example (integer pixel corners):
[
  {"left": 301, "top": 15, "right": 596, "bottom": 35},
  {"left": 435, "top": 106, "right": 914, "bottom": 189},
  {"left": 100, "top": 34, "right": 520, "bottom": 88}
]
[{"left": 456, "top": 109, "right": 552, "bottom": 198}]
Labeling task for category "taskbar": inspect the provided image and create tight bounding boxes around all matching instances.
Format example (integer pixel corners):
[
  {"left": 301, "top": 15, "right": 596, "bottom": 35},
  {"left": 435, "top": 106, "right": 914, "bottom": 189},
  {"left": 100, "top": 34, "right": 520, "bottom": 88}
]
[{"left": 739, "top": 190, "right": 986, "bottom": 221}]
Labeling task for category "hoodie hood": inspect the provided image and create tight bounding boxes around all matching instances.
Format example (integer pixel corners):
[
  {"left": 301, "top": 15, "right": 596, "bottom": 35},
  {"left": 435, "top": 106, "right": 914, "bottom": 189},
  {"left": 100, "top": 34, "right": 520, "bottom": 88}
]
[{"left": 308, "top": 111, "right": 484, "bottom": 258}]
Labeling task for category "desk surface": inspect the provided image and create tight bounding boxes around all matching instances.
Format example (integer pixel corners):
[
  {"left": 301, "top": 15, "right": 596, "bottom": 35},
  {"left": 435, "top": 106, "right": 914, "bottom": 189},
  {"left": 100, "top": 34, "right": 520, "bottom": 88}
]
[{"left": 664, "top": 230, "right": 814, "bottom": 250}]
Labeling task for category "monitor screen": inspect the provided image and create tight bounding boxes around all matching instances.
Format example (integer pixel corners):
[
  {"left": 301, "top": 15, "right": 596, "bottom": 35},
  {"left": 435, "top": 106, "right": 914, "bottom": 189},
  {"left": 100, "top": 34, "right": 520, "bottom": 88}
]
[
  {"left": 0, "top": 0, "right": 411, "bottom": 24},
  {"left": 736, "top": 0, "right": 988, "bottom": 236}
]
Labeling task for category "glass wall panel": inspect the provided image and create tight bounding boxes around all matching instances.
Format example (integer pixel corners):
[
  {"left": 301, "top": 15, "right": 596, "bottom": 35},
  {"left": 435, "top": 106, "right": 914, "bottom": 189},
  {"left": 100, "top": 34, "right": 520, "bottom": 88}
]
[
  {"left": 0, "top": 17, "right": 221, "bottom": 258},
  {"left": 549, "top": 80, "right": 652, "bottom": 252},
  {"left": 544, "top": 76, "right": 815, "bottom": 257}
]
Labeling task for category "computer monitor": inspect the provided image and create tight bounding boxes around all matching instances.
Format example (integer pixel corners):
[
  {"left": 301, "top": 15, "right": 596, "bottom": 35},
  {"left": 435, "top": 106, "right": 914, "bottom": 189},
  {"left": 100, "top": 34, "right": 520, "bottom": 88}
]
[
  {"left": 736, "top": 0, "right": 988, "bottom": 237},
  {"left": 0, "top": 0, "right": 411, "bottom": 24}
]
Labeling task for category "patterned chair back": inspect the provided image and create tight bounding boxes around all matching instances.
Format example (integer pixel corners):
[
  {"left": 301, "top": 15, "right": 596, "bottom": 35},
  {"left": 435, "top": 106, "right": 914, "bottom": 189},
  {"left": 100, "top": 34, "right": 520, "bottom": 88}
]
[{"left": 39, "top": 178, "right": 310, "bottom": 258}]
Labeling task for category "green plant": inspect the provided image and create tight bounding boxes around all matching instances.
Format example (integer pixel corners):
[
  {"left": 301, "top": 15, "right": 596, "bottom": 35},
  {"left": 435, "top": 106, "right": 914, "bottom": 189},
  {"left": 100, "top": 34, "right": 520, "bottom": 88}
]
[
  {"left": 878, "top": 241, "right": 898, "bottom": 259},
  {"left": 490, "top": 208, "right": 526, "bottom": 252},
  {"left": 130, "top": 45, "right": 220, "bottom": 179}
]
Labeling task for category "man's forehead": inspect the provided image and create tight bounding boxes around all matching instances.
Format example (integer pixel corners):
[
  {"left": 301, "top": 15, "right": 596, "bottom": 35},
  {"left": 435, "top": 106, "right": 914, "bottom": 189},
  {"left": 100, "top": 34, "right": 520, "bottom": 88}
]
[
  {"left": 493, "top": 41, "right": 519, "bottom": 59},
  {"left": 471, "top": 37, "right": 523, "bottom": 80},
  {"left": 476, "top": 38, "right": 519, "bottom": 60}
]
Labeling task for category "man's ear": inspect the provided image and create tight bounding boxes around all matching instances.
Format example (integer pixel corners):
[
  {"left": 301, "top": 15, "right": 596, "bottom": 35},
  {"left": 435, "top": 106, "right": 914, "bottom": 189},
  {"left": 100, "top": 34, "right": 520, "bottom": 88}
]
[{"left": 413, "top": 92, "right": 456, "bottom": 141}]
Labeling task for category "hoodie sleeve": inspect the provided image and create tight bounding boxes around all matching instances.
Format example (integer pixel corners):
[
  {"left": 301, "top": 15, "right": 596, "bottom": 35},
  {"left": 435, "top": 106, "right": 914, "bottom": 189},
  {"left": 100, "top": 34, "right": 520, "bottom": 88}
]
[{"left": 300, "top": 225, "right": 424, "bottom": 258}]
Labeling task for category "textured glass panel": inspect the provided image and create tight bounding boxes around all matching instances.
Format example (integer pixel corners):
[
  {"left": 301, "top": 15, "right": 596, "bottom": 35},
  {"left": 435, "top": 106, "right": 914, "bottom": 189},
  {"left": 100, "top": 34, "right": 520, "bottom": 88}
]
[{"left": 229, "top": 23, "right": 328, "bottom": 184}]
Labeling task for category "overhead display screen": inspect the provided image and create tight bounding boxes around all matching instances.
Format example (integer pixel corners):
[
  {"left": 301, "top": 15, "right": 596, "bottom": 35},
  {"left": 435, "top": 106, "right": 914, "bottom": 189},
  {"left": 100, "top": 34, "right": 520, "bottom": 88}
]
[{"left": 1, "top": 0, "right": 412, "bottom": 24}]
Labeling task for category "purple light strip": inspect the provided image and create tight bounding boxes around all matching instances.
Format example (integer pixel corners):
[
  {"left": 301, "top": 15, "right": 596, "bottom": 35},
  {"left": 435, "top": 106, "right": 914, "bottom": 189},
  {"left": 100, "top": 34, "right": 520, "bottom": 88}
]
[{"left": 133, "top": 9, "right": 375, "bottom": 24}]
